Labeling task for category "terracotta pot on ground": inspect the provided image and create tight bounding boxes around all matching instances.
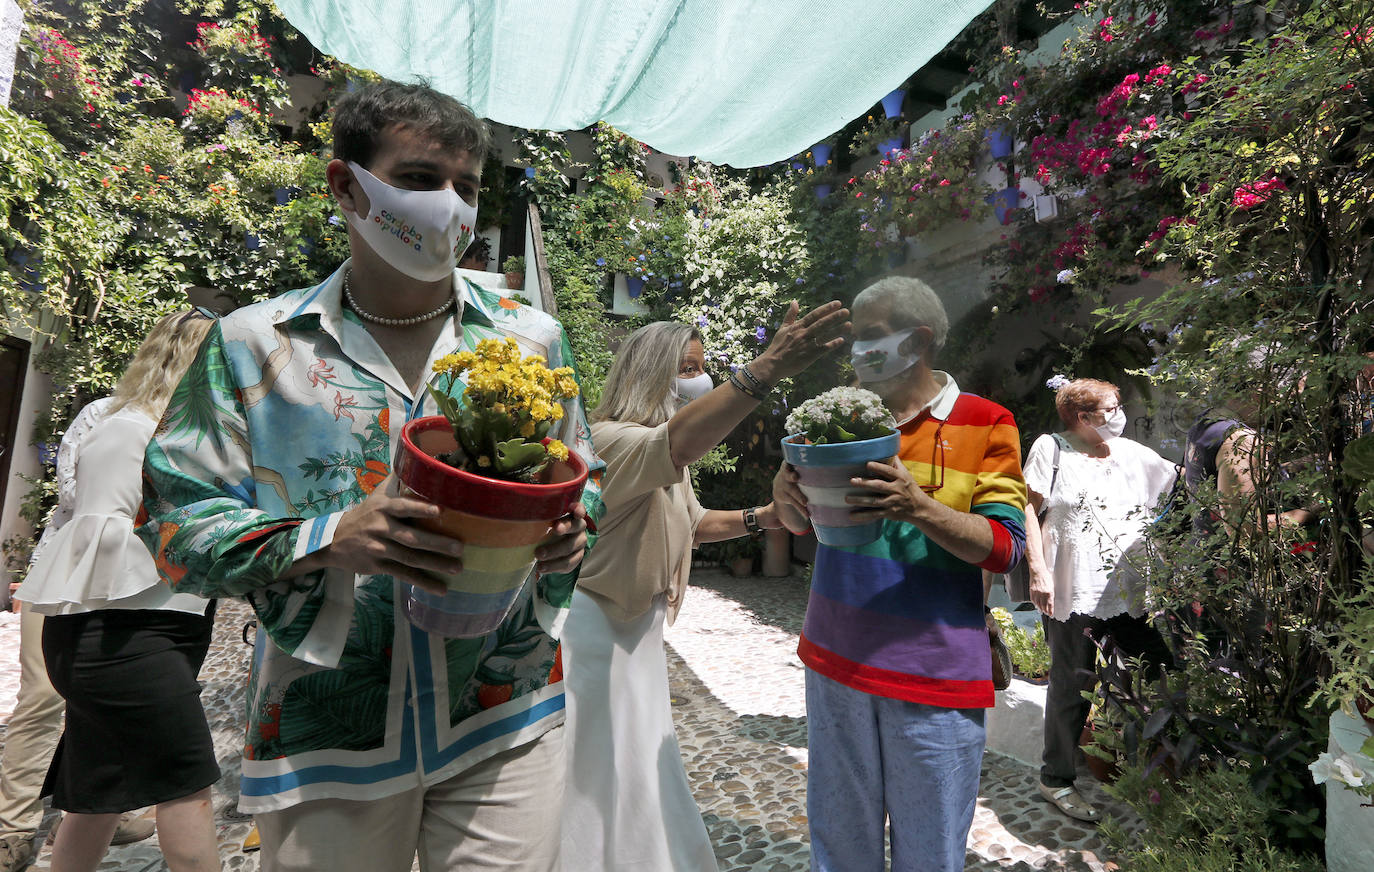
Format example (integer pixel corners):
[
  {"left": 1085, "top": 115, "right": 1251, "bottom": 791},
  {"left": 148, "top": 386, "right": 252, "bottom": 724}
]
[
  {"left": 729, "top": 556, "right": 754, "bottom": 578},
  {"left": 394, "top": 416, "right": 587, "bottom": 637},
  {"left": 1079, "top": 723, "right": 1122, "bottom": 783},
  {"left": 761, "top": 527, "right": 790, "bottom": 577}
]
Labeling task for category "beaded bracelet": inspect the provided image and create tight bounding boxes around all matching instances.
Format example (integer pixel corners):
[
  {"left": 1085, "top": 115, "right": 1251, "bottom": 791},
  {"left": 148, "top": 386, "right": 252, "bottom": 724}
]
[
  {"left": 728, "top": 371, "right": 768, "bottom": 402},
  {"left": 738, "top": 364, "right": 769, "bottom": 392}
]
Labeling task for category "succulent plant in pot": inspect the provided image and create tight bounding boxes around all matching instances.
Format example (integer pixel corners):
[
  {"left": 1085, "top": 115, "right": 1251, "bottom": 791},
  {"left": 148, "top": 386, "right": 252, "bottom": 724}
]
[{"left": 781, "top": 386, "right": 898, "bottom": 547}]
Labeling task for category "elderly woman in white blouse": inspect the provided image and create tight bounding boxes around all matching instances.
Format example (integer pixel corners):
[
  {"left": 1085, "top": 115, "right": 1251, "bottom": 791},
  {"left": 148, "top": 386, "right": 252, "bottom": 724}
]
[
  {"left": 1022, "top": 378, "right": 1177, "bottom": 824},
  {"left": 18, "top": 310, "right": 221, "bottom": 872}
]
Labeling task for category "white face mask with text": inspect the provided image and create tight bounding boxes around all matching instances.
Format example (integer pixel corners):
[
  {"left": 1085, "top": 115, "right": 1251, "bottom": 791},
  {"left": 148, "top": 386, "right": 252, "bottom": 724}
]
[{"left": 346, "top": 162, "right": 478, "bottom": 282}]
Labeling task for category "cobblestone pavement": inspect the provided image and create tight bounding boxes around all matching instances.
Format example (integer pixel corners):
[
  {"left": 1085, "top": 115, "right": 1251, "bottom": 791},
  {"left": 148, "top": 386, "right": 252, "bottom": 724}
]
[{"left": 0, "top": 570, "right": 1141, "bottom": 870}]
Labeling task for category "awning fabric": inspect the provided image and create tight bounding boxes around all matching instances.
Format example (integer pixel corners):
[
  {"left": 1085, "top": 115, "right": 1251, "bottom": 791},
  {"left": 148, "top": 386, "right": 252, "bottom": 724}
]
[{"left": 275, "top": 0, "right": 993, "bottom": 167}]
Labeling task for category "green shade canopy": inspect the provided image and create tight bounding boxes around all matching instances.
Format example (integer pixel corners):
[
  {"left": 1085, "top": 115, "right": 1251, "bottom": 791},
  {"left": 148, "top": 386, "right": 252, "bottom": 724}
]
[{"left": 276, "top": 0, "right": 992, "bottom": 167}]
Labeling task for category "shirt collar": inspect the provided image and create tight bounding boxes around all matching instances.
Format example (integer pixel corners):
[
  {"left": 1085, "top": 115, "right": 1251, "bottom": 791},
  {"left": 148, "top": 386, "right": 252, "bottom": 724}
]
[
  {"left": 894, "top": 370, "right": 960, "bottom": 427},
  {"left": 273, "top": 259, "right": 497, "bottom": 331}
]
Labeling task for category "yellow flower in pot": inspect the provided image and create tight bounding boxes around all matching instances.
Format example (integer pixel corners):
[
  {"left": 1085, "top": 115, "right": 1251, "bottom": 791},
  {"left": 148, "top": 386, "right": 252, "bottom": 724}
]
[{"left": 395, "top": 337, "right": 587, "bottom": 637}]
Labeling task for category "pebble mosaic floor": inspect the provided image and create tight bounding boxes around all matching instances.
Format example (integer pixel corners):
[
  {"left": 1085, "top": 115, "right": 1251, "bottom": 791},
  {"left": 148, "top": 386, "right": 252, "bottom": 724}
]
[{"left": 0, "top": 570, "right": 1141, "bottom": 871}]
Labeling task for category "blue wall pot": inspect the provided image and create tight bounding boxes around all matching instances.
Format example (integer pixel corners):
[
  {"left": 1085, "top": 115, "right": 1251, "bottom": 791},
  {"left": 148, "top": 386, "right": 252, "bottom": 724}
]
[
  {"left": 988, "top": 187, "right": 1019, "bottom": 225},
  {"left": 880, "top": 88, "right": 906, "bottom": 118},
  {"left": 988, "top": 128, "right": 1015, "bottom": 159},
  {"left": 880, "top": 138, "right": 904, "bottom": 157},
  {"left": 812, "top": 143, "right": 833, "bottom": 167},
  {"left": 782, "top": 430, "right": 900, "bottom": 547},
  {"left": 814, "top": 184, "right": 832, "bottom": 200},
  {"left": 625, "top": 275, "right": 645, "bottom": 298}
]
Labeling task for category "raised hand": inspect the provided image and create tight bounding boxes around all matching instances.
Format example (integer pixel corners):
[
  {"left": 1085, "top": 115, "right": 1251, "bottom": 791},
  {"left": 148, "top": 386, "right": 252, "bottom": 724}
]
[{"left": 751, "top": 300, "right": 851, "bottom": 383}]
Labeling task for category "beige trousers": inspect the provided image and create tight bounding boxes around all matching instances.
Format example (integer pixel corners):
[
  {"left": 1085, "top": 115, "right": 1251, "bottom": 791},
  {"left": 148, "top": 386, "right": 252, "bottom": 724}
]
[
  {"left": 0, "top": 609, "right": 64, "bottom": 838},
  {"left": 256, "top": 724, "right": 564, "bottom": 872}
]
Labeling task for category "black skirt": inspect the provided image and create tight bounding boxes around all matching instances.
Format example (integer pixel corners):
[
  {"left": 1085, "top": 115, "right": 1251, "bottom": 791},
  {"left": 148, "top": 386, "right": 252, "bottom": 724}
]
[{"left": 41, "top": 606, "right": 221, "bottom": 814}]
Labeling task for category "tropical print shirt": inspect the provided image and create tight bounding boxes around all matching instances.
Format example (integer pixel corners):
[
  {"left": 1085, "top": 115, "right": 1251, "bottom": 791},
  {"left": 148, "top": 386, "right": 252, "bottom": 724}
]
[{"left": 137, "top": 263, "right": 604, "bottom": 813}]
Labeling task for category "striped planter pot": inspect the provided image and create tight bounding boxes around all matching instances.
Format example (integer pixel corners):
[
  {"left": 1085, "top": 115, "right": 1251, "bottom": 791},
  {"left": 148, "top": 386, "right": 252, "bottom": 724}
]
[
  {"left": 395, "top": 416, "right": 588, "bottom": 637},
  {"left": 782, "top": 430, "right": 900, "bottom": 548}
]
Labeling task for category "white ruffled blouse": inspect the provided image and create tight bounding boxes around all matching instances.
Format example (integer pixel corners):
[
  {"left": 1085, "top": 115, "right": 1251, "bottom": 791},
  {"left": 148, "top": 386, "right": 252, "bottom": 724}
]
[{"left": 19, "top": 405, "right": 208, "bottom": 616}]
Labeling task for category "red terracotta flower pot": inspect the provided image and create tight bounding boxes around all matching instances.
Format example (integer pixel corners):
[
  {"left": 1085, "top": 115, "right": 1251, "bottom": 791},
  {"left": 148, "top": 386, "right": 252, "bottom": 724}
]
[{"left": 394, "top": 416, "right": 588, "bottom": 637}]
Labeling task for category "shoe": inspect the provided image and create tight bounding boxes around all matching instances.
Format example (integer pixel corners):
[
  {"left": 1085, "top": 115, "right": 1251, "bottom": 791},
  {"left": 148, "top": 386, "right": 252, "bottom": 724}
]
[
  {"left": 1038, "top": 781, "right": 1100, "bottom": 823},
  {"left": 108, "top": 813, "right": 156, "bottom": 846},
  {"left": 241, "top": 824, "right": 260, "bottom": 852},
  {"left": 0, "top": 834, "right": 36, "bottom": 872},
  {"left": 989, "top": 629, "right": 1012, "bottom": 691}
]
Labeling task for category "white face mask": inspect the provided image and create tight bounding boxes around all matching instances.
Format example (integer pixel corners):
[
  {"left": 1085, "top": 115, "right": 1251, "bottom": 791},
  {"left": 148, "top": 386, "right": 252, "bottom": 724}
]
[
  {"left": 849, "top": 329, "right": 919, "bottom": 383},
  {"left": 346, "top": 162, "right": 478, "bottom": 282},
  {"left": 673, "top": 372, "right": 714, "bottom": 406},
  {"left": 1089, "top": 407, "right": 1127, "bottom": 441}
]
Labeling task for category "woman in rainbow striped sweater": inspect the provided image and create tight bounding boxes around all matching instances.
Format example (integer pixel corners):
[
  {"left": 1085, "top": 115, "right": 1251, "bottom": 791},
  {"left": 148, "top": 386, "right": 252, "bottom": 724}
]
[{"left": 775, "top": 277, "right": 1027, "bottom": 872}]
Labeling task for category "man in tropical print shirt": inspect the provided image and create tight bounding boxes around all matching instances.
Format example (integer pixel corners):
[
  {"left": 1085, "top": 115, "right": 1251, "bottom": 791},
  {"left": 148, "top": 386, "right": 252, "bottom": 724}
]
[{"left": 138, "top": 81, "right": 602, "bottom": 871}]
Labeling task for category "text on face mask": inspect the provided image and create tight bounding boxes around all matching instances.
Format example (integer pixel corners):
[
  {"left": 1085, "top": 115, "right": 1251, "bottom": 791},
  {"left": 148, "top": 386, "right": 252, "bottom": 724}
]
[{"left": 374, "top": 209, "right": 426, "bottom": 251}]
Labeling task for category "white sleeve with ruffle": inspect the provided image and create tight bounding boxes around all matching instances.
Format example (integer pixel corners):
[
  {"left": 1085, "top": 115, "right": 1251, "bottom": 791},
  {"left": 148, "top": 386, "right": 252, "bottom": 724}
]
[{"left": 26, "top": 397, "right": 115, "bottom": 570}]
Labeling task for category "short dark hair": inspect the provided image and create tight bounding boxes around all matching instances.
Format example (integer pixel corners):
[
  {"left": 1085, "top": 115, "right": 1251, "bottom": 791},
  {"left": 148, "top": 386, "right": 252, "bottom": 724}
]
[{"left": 332, "top": 80, "right": 491, "bottom": 168}]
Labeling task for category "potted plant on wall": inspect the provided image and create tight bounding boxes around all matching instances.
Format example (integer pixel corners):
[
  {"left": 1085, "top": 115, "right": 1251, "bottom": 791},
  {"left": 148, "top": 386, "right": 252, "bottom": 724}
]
[
  {"left": 850, "top": 115, "right": 907, "bottom": 158},
  {"left": 989, "top": 607, "right": 1051, "bottom": 684},
  {"left": 781, "top": 387, "right": 897, "bottom": 547},
  {"left": 809, "top": 133, "right": 838, "bottom": 169},
  {"left": 502, "top": 255, "right": 525, "bottom": 291},
  {"left": 394, "top": 337, "right": 588, "bottom": 637}
]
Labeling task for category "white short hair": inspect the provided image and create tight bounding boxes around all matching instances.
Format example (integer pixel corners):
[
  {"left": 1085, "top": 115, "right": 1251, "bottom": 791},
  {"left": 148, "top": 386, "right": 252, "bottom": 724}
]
[{"left": 852, "top": 277, "right": 949, "bottom": 358}]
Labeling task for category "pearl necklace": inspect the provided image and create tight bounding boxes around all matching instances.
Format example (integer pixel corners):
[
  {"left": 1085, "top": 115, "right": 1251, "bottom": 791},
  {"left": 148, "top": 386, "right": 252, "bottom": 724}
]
[{"left": 343, "top": 270, "right": 455, "bottom": 327}]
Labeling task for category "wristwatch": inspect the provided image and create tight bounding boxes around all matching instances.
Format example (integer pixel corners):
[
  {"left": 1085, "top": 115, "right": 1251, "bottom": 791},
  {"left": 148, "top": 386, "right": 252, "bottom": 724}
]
[{"left": 743, "top": 506, "right": 765, "bottom": 539}]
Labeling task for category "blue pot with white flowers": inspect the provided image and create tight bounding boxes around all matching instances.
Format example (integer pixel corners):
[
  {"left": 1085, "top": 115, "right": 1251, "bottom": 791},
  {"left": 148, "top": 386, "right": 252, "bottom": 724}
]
[{"left": 782, "top": 387, "right": 899, "bottom": 548}]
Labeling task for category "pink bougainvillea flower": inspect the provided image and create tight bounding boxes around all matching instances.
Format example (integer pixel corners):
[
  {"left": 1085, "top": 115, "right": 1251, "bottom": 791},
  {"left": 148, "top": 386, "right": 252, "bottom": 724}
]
[
  {"left": 1231, "top": 176, "right": 1286, "bottom": 210},
  {"left": 1181, "top": 74, "right": 1210, "bottom": 95}
]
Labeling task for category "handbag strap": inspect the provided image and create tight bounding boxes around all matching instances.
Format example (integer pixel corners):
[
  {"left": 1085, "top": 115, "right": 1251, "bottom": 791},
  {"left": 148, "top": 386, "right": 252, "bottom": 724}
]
[{"left": 1034, "top": 434, "right": 1067, "bottom": 521}]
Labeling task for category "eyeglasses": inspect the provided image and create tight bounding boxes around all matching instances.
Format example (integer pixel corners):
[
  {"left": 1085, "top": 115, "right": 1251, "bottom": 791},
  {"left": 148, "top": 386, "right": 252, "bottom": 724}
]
[
  {"left": 177, "top": 305, "right": 218, "bottom": 327},
  {"left": 920, "top": 418, "right": 946, "bottom": 495}
]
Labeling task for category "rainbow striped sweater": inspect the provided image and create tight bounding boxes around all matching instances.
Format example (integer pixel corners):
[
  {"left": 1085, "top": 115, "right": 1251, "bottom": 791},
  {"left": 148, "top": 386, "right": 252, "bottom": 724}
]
[{"left": 799, "top": 382, "right": 1027, "bottom": 710}]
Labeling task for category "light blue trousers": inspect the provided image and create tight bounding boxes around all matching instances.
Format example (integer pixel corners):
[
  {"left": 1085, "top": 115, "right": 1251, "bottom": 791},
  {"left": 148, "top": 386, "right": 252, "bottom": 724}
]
[{"left": 805, "top": 670, "right": 985, "bottom": 872}]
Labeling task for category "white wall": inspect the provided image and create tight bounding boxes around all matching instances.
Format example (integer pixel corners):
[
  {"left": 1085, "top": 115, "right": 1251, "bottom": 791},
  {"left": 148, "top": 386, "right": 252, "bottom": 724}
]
[{"left": 1, "top": 334, "right": 52, "bottom": 564}]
